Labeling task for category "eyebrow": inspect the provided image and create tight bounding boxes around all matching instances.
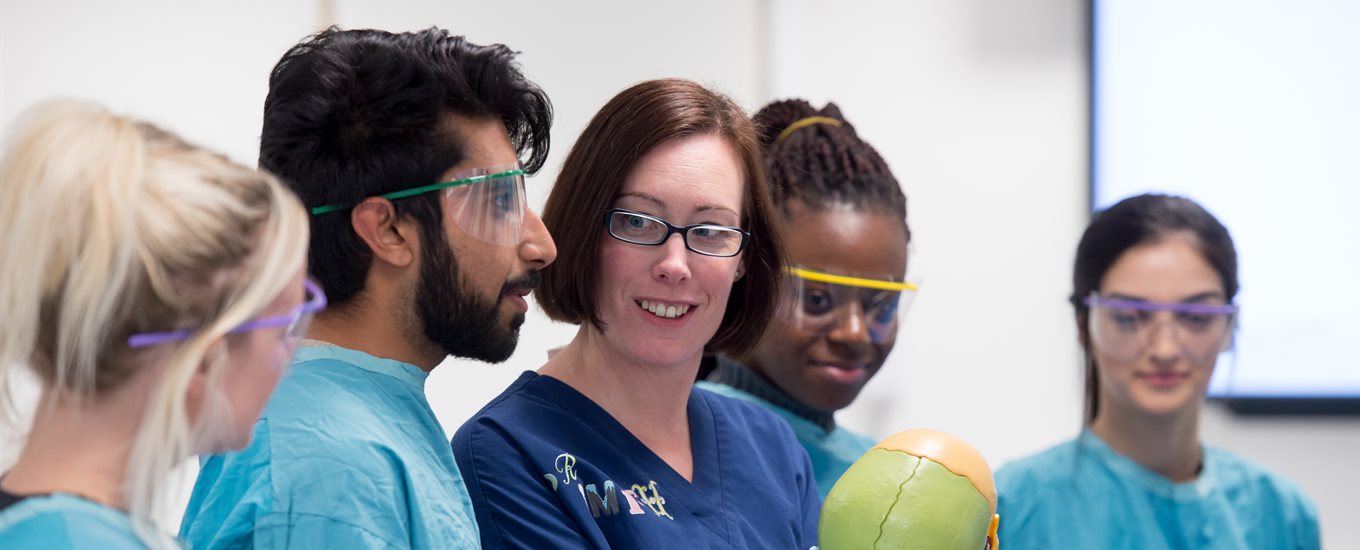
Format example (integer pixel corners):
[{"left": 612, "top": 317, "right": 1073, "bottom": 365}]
[
  {"left": 618, "top": 191, "right": 740, "bottom": 217},
  {"left": 1106, "top": 291, "right": 1226, "bottom": 304}
]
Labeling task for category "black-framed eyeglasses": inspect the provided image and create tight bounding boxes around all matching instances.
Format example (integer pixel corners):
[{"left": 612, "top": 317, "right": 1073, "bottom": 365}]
[{"left": 603, "top": 208, "right": 749, "bottom": 258}]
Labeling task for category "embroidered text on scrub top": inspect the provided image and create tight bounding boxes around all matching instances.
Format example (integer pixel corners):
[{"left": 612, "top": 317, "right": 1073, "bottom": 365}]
[{"left": 543, "top": 452, "right": 674, "bottom": 520}]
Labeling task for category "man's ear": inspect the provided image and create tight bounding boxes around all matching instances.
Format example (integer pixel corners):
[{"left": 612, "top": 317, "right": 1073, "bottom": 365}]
[{"left": 351, "top": 198, "right": 418, "bottom": 267}]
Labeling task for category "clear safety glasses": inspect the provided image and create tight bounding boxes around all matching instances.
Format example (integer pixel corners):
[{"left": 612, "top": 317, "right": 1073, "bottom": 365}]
[
  {"left": 603, "top": 208, "right": 750, "bottom": 257},
  {"left": 128, "top": 279, "right": 328, "bottom": 351},
  {"left": 1085, "top": 293, "right": 1237, "bottom": 363},
  {"left": 311, "top": 163, "right": 529, "bottom": 246},
  {"left": 785, "top": 266, "right": 920, "bottom": 344}
]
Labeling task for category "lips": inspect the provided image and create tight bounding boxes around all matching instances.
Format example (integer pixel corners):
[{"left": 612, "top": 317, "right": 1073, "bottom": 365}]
[
  {"left": 815, "top": 361, "right": 867, "bottom": 371},
  {"left": 500, "top": 272, "right": 540, "bottom": 313},
  {"left": 501, "top": 271, "right": 541, "bottom": 297},
  {"left": 636, "top": 299, "right": 692, "bottom": 319},
  {"left": 812, "top": 362, "right": 871, "bottom": 386},
  {"left": 1137, "top": 371, "right": 1190, "bottom": 387}
]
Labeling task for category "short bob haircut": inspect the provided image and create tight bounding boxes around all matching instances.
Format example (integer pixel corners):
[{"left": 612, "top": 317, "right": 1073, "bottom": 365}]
[{"left": 538, "top": 78, "right": 784, "bottom": 357}]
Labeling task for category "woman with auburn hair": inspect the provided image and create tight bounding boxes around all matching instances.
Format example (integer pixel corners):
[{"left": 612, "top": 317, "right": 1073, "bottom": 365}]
[
  {"left": 0, "top": 100, "right": 320, "bottom": 548},
  {"left": 454, "top": 79, "right": 819, "bottom": 549}
]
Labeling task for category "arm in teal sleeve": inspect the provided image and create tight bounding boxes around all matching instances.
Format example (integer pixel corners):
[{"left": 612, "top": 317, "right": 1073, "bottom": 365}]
[
  {"left": 181, "top": 422, "right": 415, "bottom": 550},
  {"left": 995, "top": 471, "right": 1052, "bottom": 550},
  {"left": 183, "top": 491, "right": 403, "bottom": 550},
  {"left": 250, "top": 513, "right": 399, "bottom": 549},
  {"left": 1292, "top": 492, "right": 1322, "bottom": 550}
]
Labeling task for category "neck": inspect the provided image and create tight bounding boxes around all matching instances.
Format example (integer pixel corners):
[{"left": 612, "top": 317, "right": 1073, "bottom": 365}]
[
  {"left": 540, "top": 326, "right": 696, "bottom": 478},
  {"left": 1090, "top": 400, "right": 1202, "bottom": 482},
  {"left": 710, "top": 356, "right": 837, "bottom": 431},
  {"left": 307, "top": 291, "right": 443, "bottom": 371},
  {"left": 2, "top": 389, "right": 148, "bottom": 509}
]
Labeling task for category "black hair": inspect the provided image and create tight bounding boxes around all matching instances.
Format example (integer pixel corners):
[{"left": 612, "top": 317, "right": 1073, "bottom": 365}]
[
  {"left": 1072, "top": 193, "right": 1238, "bottom": 422},
  {"left": 259, "top": 26, "right": 552, "bottom": 305},
  {"left": 752, "top": 99, "right": 909, "bottom": 240},
  {"left": 694, "top": 99, "right": 911, "bottom": 380}
]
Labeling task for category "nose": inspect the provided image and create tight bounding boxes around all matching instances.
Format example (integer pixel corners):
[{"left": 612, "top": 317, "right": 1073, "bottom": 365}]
[
  {"left": 827, "top": 300, "right": 873, "bottom": 346},
  {"left": 519, "top": 208, "right": 557, "bottom": 270},
  {"left": 652, "top": 233, "right": 691, "bottom": 284},
  {"left": 1146, "top": 312, "right": 1182, "bottom": 363}
]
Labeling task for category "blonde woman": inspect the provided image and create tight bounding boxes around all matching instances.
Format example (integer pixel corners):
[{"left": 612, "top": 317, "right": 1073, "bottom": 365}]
[{"left": 0, "top": 100, "right": 319, "bottom": 548}]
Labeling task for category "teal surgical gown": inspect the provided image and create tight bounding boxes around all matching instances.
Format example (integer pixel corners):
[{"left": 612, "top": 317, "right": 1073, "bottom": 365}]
[
  {"left": 179, "top": 344, "right": 479, "bottom": 549},
  {"left": 996, "top": 429, "right": 1320, "bottom": 550},
  {"left": 694, "top": 381, "right": 875, "bottom": 500},
  {"left": 0, "top": 493, "right": 176, "bottom": 548}
]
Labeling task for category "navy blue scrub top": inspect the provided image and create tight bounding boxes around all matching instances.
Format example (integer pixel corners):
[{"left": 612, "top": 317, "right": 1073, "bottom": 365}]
[{"left": 453, "top": 371, "right": 821, "bottom": 549}]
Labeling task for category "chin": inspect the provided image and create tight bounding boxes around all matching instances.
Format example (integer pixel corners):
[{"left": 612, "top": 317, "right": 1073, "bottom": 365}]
[
  {"left": 817, "top": 394, "right": 857, "bottom": 414},
  {"left": 1133, "top": 394, "right": 1200, "bottom": 418},
  {"left": 231, "top": 432, "right": 256, "bottom": 452},
  {"left": 608, "top": 324, "right": 709, "bottom": 369},
  {"left": 201, "top": 432, "right": 251, "bottom": 456},
  {"left": 803, "top": 372, "right": 872, "bottom": 411}
]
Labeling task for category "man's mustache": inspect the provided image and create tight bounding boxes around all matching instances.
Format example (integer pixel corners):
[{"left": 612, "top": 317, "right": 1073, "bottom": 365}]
[{"left": 501, "top": 270, "right": 542, "bottom": 296}]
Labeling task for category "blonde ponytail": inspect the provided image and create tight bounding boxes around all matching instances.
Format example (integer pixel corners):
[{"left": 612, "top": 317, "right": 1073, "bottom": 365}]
[
  {"left": 1, "top": 102, "right": 147, "bottom": 406},
  {"left": 0, "top": 100, "right": 309, "bottom": 547}
]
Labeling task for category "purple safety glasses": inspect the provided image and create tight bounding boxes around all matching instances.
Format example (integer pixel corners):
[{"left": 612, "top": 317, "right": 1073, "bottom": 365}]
[{"left": 127, "top": 279, "right": 327, "bottom": 348}]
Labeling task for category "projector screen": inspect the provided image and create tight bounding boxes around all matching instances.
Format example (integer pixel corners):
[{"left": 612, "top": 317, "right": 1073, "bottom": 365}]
[{"left": 1091, "top": 0, "right": 1360, "bottom": 409}]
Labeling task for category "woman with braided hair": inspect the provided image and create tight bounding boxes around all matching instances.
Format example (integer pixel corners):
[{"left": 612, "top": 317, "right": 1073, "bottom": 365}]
[{"left": 698, "top": 99, "right": 916, "bottom": 498}]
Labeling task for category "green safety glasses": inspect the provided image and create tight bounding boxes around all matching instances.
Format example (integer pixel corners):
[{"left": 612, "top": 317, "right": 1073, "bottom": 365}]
[{"left": 310, "top": 163, "right": 528, "bottom": 246}]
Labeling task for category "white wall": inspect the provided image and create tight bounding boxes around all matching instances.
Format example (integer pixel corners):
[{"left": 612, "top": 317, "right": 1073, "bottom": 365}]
[
  {"left": 0, "top": 0, "right": 322, "bottom": 165},
  {"left": 2, "top": 1, "right": 1354, "bottom": 547},
  {"left": 766, "top": 0, "right": 1090, "bottom": 462}
]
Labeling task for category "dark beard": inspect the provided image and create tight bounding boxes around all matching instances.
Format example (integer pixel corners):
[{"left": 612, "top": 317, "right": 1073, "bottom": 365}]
[{"left": 415, "top": 231, "right": 525, "bottom": 364}]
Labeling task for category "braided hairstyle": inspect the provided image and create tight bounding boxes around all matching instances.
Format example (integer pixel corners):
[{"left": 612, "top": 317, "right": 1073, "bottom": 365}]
[
  {"left": 697, "top": 100, "right": 910, "bottom": 381},
  {"left": 754, "top": 99, "right": 909, "bottom": 240}
]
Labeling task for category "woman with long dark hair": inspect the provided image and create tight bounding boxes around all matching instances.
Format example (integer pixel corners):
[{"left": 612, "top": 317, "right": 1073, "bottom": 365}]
[{"left": 996, "top": 194, "right": 1320, "bottom": 549}]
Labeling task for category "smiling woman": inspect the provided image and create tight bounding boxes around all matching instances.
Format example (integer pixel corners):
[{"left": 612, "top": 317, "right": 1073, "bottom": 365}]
[
  {"left": 994, "top": 194, "right": 1321, "bottom": 550},
  {"left": 451, "top": 79, "right": 821, "bottom": 549},
  {"left": 696, "top": 98, "right": 914, "bottom": 500}
]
